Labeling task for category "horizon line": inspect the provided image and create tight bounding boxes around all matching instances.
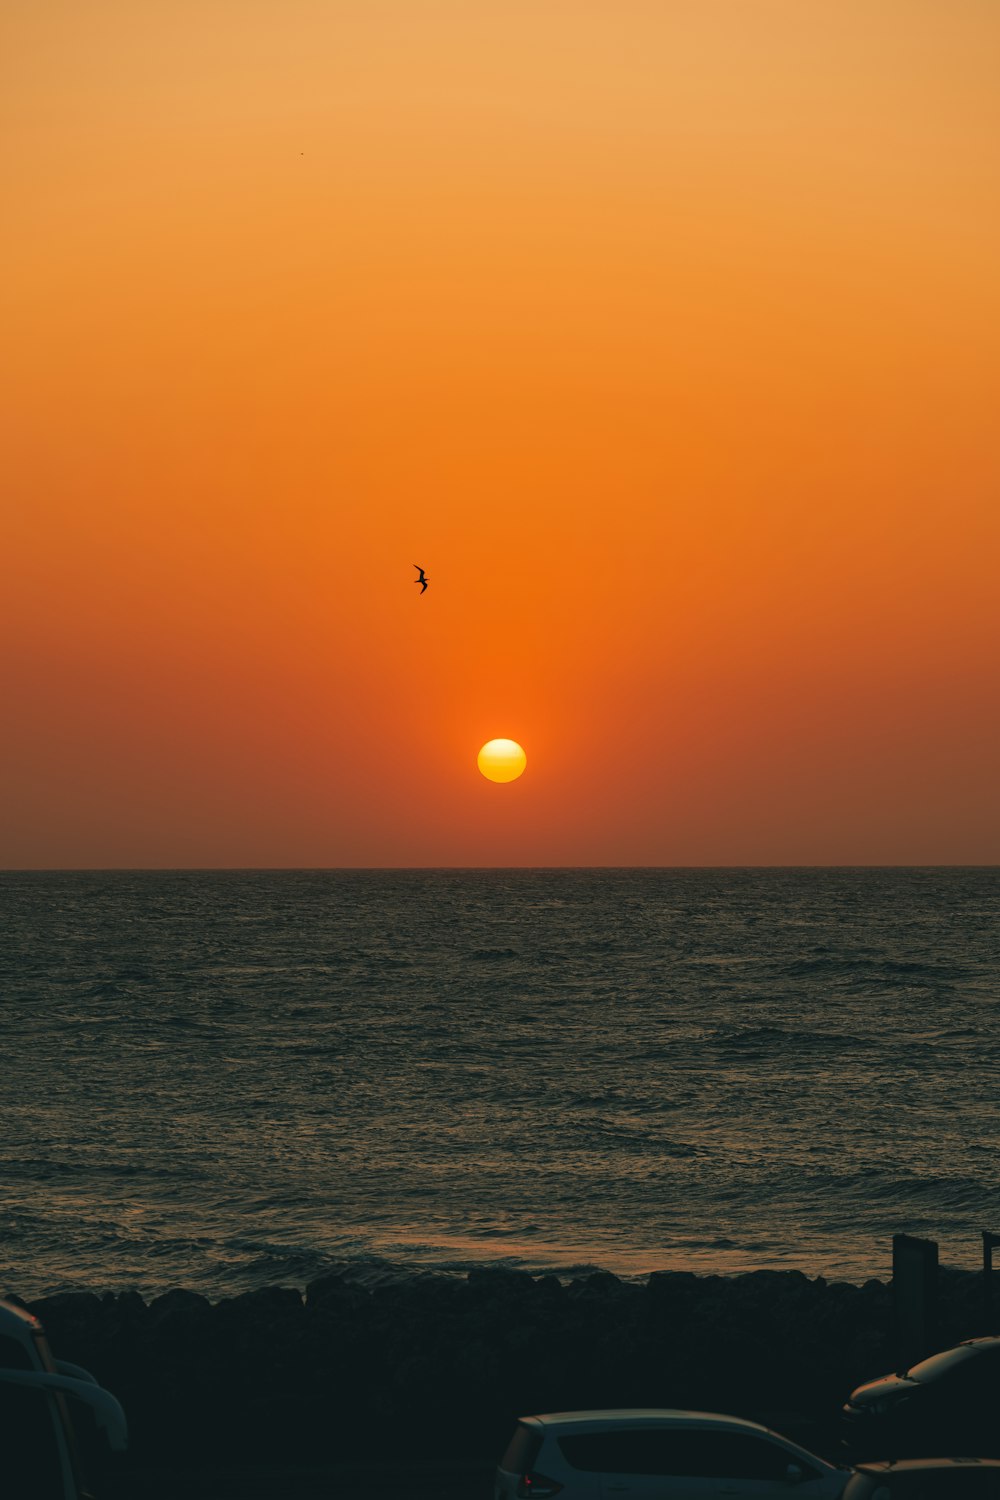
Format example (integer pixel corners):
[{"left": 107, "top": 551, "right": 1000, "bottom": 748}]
[{"left": 2, "top": 863, "right": 998, "bottom": 875}]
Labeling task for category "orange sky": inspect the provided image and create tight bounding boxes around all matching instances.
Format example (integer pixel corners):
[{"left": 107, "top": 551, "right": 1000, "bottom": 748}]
[{"left": 2, "top": 0, "right": 998, "bottom": 867}]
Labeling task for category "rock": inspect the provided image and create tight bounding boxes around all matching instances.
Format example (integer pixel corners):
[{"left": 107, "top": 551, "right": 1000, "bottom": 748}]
[
  {"left": 28, "top": 1291, "right": 104, "bottom": 1347},
  {"left": 566, "top": 1270, "right": 628, "bottom": 1300},
  {"left": 214, "top": 1285, "right": 304, "bottom": 1319},
  {"left": 147, "top": 1288, "right": 211, "bottom": 1330},
  {"left": 15, "top": 1269, "right": 914, "bottom": 1464}
]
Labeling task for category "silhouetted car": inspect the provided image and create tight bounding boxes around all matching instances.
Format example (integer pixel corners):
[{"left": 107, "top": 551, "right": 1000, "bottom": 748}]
[
  {"left": 496, "top": 1408, "right": 851, "bottom": 1500},
  {"left": 843, "top": 1457, "right": 1000, "bottom": 1498},
  {"left": 842, "top": 1337, "right": 1000, "bottom": 1459},
  {"left": 0, "top": 1296, "right": 127, "bottom": 1498}
]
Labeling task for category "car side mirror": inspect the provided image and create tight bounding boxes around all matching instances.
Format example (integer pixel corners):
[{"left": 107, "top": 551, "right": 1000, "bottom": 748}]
[{"left": 785, "top": 1464, "right": 804, "bottom": 1485}]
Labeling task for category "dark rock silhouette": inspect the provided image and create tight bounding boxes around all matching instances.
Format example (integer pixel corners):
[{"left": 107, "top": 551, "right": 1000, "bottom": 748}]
[{"left": 19, "top": 1265, "right": 991, "bottom": 1477}]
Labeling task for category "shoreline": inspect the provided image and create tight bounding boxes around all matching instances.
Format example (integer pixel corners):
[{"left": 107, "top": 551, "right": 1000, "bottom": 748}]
[{"left": 9, "top": 1236, "right": 981, "bottom": 1306}]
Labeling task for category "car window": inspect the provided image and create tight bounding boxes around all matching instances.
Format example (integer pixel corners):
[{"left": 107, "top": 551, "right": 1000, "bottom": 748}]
[
  {"left": 559, "top": 1431, "right": 697, "bottom": 1475},
  {"left": 0, "top": 1335, "right": 33, "bottom": 1371},
  {"left": 560, "top": 1432, "right": 648, "bottom": 1473},
  {"left": 678, "top": 1433, "right": 818, "bottom": 1481},
  {"left": 557, "top": 1429, "right": 817, "bottom": 1481},
  {"left": 0, "top": 1383, "right": 69, "bottom": 1498}
]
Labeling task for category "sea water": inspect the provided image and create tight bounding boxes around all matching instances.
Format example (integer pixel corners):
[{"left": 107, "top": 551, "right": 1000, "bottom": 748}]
[{"left": 2, "top": 868, "right": 998, "bottom": 1299}]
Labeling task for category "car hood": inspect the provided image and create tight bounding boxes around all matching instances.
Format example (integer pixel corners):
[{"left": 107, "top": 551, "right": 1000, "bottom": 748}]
[{"left": 848, "top": 1373, "right": 921, "bottom": 1407}]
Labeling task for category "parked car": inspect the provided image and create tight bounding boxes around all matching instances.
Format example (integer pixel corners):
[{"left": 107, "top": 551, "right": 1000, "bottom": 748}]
[
  {"left": 496, "top": 1408, "right": 851, "bottom": 1500},
  {"left": 842, "top": 1457, "right": 1000, "bottom": 1498},
  {"left": 0, "top": 1296, "right": 127, "bottom": 1499},
  {"left": 842, "top": 1337, "right": 1000, "bottom": 1460}
]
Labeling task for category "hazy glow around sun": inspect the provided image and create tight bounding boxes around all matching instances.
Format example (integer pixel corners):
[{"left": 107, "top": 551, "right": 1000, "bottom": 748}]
[{"left": 477, "top": 739, "right": 527, "bottom": 783}]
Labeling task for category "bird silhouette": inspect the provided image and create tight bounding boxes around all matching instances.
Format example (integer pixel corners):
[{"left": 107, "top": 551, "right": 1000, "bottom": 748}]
[{"left": 413, "top": 565, "right": 428, "bottom": 594}]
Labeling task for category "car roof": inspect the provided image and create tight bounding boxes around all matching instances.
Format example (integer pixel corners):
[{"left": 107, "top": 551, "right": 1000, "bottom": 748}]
[
  {"left": 910, "top": 1336, "right": 1000, "bottom": 1372},
  {"left": 858, "top": 1459, "right": 1000, "bottom": 1475},
  {"left": 523, "top": 1410, "right": 781, "bottom": 1437}
]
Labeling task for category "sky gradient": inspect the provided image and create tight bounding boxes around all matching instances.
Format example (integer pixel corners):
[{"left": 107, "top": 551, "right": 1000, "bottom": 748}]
[{"left": 3, "top": 0, "right": 998, "bottom": 867}]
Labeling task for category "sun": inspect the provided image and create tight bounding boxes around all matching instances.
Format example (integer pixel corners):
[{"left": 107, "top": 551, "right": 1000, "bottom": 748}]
[{"left": 477, "top": 739, "right": 527, "bottom": 783}]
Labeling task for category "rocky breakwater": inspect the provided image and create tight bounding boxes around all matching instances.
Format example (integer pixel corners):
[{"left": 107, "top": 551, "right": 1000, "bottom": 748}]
[{"left": 22, "top": 1266, "right": 988, "bottom": 1470}]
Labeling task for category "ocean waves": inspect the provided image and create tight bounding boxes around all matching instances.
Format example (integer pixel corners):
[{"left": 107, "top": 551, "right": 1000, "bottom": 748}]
[{"left": 1, "top": 867, "right": 998, "bottom": 1299}]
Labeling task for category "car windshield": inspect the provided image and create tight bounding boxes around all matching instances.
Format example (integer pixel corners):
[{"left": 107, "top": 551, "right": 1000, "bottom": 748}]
[{"left": 906, "top": 1345, "right": 982, "bottom": 1382}]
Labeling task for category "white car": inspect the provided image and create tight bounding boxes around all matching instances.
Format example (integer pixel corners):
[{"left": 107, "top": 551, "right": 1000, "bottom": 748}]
[
  {"left": 496, "top": 1409, "right": 851, "bottom": 1500},
  {"left": 0, "top": 1296, "right": 127, "bottom": 1499}
]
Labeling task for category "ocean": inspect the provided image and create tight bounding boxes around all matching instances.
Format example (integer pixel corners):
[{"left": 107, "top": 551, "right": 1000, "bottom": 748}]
[{"left": 2, "top": 868, "right": 998, "bottom": 1302}]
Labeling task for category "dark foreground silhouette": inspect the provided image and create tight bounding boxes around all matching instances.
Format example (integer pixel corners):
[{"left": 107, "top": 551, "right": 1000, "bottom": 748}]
[{"left": 21, "top": 1265, "right": 993, "bottom": 1500}]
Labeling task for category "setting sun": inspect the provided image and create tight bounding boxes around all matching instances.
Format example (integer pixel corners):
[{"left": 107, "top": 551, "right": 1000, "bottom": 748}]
[{"left": 477, "top": 740, "right": 527, "bottom": 784}]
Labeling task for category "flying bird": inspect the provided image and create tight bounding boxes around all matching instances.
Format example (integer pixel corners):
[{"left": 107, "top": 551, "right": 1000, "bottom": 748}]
[{"left": 413, "top": 565, "right": 428, "bottom": 594}]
